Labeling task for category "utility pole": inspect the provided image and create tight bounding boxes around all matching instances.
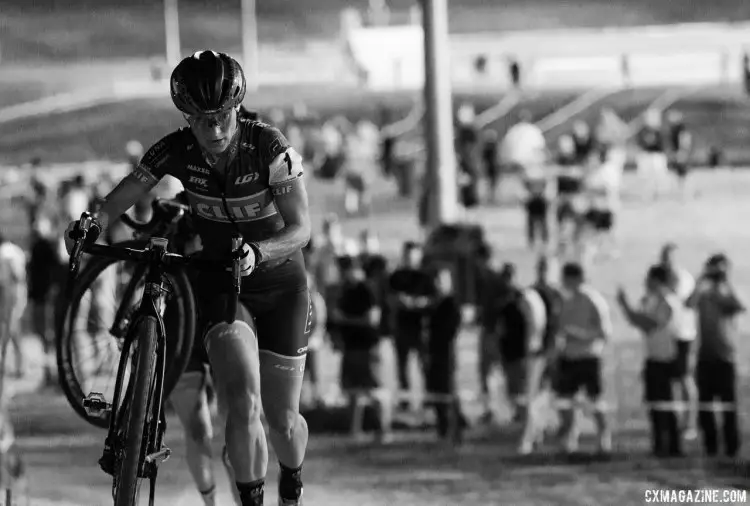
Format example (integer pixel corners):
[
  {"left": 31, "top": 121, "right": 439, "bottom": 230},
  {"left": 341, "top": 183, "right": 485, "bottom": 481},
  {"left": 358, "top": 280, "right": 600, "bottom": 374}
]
[
  {"left": 422, "top": 0, "right": 457, "bottom": 228},
  {"left": 164, "top": 0, "right": 181, "bottom": 67},
  {"left": 241, "top": 0, "right": 260, "bottom": 92}
]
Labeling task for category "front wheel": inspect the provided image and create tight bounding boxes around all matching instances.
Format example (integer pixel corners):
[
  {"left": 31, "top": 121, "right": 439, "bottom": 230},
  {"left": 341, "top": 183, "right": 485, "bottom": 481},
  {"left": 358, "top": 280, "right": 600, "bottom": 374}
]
[
  {"left": 114, "top": 316, "right": 159, "bottom": 506},
  {"left": 56, "top": 240, "right": 196, "bottom": 429}
]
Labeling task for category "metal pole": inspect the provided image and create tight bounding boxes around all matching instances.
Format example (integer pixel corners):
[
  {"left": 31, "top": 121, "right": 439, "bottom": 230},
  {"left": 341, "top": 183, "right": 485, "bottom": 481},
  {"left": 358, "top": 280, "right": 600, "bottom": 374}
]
[
  {"left": 164, "top": 0, "right": 181, "bottom": 67},
  {"left": 241, "top": 0, "right": 260, "bottom": 92},
  {"left": 422, "top": 0, "right": 457, "bottom": 228}
]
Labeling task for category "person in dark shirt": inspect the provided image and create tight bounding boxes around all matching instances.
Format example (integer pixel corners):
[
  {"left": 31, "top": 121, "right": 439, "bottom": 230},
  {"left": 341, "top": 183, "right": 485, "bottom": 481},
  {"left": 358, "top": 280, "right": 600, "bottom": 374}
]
[
  {"left": 425, "top": 269, "right": 467, "bottom": 441},
  {"left": 27, "top": 216, "right": 64, "bottom": 383},
  {"left": 665, "top": 110, "right": 693, "bottom": 198},
  {"left": 571, "top": 121, "right": 594, "bottom": 166},
  {"left": 388, "top": 241, "right": 435, "bottom": 409},
  {"left": 687, "top": 254, "right": 744, "bottom": 457},
  {"left": 492, "top": 263, "right": 532, "bottom": 423},
  {"left": 332, "top": 255, "right": 392, "bottom": 442},
  {"left": 637, "top": 109, "right": 670, "bottom": 201},
  {"left": 358, "top": 230, "right": 391, "bottom": 338},
  {"left": 481, "top": 129, "right": 501, "bottom": 204},
  {"left": 554, "top": 135, "right": 586, "bottom": 257}
]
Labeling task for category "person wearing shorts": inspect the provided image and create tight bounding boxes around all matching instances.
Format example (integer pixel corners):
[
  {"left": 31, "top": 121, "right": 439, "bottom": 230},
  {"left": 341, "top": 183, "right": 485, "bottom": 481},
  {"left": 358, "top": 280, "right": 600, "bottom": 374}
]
[
  {"left": 65, "top": 52, "right": 312, "bottom": 505},
  {"left": 556, "top": 262, "right": 612, "bottom": 454}
]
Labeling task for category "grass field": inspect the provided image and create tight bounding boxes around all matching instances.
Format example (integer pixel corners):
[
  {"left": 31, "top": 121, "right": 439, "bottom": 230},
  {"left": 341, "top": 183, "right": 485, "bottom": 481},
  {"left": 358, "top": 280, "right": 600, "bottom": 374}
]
[
  {"left": 7, "top": 170, "right": 750, "bottom": 505},
  {"left": 4, "top": 0, "right": 750, "bottom": 62}
]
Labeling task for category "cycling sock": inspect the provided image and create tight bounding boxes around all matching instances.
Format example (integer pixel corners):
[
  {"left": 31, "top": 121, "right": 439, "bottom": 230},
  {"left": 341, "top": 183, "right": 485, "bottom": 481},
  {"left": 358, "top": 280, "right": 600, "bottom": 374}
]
[
  {"left": 199, "top": 484, "right": 216, "bottom": 506},
  {"left": 236, "top": 479, "right": 264, "bottom": 506},
  {"left": 278, "top": 462, "right": 303, "bottom": 500}
]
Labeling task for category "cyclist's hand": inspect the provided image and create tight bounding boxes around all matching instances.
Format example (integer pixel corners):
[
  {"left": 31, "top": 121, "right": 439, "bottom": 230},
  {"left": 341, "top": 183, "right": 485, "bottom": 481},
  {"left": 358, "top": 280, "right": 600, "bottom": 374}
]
[
  {"left": 239, "top": 243, "right": 257, "bottom": 276},
  {"left": 64, "top": 218, "right": 102, "bottom": 255}
]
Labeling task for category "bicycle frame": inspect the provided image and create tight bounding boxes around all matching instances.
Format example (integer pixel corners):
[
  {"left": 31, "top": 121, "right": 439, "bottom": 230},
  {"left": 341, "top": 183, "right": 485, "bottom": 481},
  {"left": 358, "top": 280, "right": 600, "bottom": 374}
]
[
  {"left": 104, "top": 238, "right": 172, "bottom": 501},
  {"left": 70, "top": 210, "right": 243, "bottom": 505}
]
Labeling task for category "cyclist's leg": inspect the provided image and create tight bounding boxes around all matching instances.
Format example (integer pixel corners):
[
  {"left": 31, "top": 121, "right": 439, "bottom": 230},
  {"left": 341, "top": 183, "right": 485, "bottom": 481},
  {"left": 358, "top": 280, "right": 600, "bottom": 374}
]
[
  {"left": 202, "top": 299, "right": 267, "bottom": 503},
  {"left": 255, "top": 287, "right": 310, "bottom": 503}
]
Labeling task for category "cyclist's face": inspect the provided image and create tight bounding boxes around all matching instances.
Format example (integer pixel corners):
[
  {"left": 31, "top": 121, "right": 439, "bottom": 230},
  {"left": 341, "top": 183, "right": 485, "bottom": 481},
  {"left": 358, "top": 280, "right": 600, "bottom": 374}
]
[{"left": 185, "top": 108, "right": 238, "bottom": 155}]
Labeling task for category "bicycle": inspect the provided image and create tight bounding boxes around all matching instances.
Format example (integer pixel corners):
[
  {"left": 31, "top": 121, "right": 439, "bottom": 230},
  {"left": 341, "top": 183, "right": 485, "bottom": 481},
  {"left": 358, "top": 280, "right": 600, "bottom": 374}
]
[
  {"left": 56, "top": 197, "right": 197, "bottom": 429},
  {"left": 66, "top": 211, "right": 244, "bottom": 505}
]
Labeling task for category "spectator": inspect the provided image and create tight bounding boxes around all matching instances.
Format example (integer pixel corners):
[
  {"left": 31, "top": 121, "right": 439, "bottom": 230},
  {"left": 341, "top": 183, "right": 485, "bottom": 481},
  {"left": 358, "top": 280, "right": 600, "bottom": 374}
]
[
  {"left": 312, "top": 214, "right": 346, "bottom": 309},
  {"left": 665, "top": 110, "right": 694, "bottom": 199},
  {"left": 333, "top": 256, "right": 392, "bottom": 442},
  {"left": 489, "top": 263, "right": 539, "bottom": 423},
  {"left": 617, "top": 265, "right": 683, "bottom": 457},
  {"left": 636, "top": 109, "right": 669, "bottom": 201},
  {"left": 554, "top": 134, "right": 585, "bottom": 258},
  {"left": 388, "top": 241, "right": 435, "bottom": 410},
  {"left": 27, "top": 216, "right": 64, "bottom": 383},
  {"left": 304, "top": 272, "right": 327, "bottom": 407},
  {"left": 455, "top": 104, "right": 480, "bottom": 213},
  {"left": 657, "top": 243, "right": 698, "bottom": 439},
  {"left": 508, "top": 57, "right": 521, "bottom": 89},
  {"left": 571, "top": 120, "right": 594, "bottom": 167},
  {"left": 556, "top": 262, "right": 612, "bottom": 454},
  {"left": 480, "top": 129, "right": 500, "bottom": 204},
  {"left": 519, "top": 256, "right": 561, "bottom": 454},
  {"left": 0, "top": 233, "right": 27, "bottom": 386},
  {"left": 425, "top": 269, "right": 466, "bottom": 441},
  {"left": 358, "top": 230, "right": 391, "bottom": 338},
  {"left": 687, "top": 254, "right": 744, "bottom": 458},
  {"left": 500, "top": 109, "right": 546, "bottom": 176},
  {"left": 475, "top": 243, "right": 500, "bottom": 423}
]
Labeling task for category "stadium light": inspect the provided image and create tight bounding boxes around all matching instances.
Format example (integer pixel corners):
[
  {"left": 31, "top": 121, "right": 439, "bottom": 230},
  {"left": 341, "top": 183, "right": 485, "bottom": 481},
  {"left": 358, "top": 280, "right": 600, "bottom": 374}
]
[
  {"left": 241, "top": 0, "right": 260, "bottom": 92},
  {"left": 422, "top": 0, "right": 458, "bottom": 226},
  {"left": 164, "top": 0, "right": 181, "bottom": 67}
]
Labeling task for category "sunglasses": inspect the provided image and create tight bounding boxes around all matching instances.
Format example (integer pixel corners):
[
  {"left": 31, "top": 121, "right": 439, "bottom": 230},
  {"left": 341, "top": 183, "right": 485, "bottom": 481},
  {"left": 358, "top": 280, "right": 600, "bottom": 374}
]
[{"left": 184, "top": 109, "right": 234, "bottom": 128}]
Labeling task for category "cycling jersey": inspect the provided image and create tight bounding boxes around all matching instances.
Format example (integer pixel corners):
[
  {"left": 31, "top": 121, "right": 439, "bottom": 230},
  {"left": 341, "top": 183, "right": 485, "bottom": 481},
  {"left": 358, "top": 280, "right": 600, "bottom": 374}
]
[
  {"left": 135, "top": 111, "right": 304, "bottom": 258},
  {"left": 135, "top": 111, "right": 310, "bottom": 358}
]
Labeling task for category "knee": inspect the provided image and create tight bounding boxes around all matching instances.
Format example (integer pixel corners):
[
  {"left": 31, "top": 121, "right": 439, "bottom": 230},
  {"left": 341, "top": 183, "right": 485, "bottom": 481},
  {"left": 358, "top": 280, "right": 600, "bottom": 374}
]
[
  {"left": 265, "top": 406, "right": 302, "bottom": 438},
  {"left": 225, "top": 390, "right": 263, "bottom": 427}
]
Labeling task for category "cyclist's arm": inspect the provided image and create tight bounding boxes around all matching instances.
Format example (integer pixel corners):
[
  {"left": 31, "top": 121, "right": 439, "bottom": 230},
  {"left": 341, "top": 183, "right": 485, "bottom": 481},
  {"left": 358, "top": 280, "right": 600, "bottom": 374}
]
[
  {"left": 258, "top": 140, "right": 311, "bottom": 263},
  {"left": 94, "top": 172, "right": 156, "bottom": 231},
  {"left": 93, "top": 135, "right": 179, "bottom": 232}
]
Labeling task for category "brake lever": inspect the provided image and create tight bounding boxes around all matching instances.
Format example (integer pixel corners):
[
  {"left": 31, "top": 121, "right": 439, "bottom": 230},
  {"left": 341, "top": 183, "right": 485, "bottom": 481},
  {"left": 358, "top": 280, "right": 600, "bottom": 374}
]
[
  {"left": 225, "top": 233, "right": 244, "bottom": 324},
  {"left": 231, "top": 234, "right": 243, "bottom": 294},
  {"left": 69, "top": 213, "right": 93, "bottom": 277}
]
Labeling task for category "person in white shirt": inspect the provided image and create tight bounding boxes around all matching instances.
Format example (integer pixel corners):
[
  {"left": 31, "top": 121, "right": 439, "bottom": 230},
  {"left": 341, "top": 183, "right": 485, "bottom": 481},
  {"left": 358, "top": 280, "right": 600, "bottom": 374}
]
[
  {"left": 501, "top": 110, "right": 551, "bottom": 252},
  {"left": 617, "top": 265, "right": 683, "bottom": 457},
  {"left": 657, "top": 243, "right": 698, "bottom": 439},
  {"left": 0, "top": 235, "right": 27, "bottom": 395}
]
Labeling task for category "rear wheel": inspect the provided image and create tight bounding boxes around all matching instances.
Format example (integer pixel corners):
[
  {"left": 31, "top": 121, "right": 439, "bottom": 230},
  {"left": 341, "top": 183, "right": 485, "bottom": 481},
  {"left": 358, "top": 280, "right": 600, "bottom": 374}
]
[
  {"left": 113, "top": 316, "right": 159, "bottom": 506},
  {"left": 56, "top": 241, "right": 196, "bottom": 428}
]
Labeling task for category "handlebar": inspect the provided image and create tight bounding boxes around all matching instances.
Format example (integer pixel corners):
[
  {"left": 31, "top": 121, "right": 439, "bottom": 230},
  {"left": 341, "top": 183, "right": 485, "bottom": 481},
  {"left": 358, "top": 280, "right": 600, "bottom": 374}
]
[{"left": 69, "top": 211, "right": 243, "bottom": 323}]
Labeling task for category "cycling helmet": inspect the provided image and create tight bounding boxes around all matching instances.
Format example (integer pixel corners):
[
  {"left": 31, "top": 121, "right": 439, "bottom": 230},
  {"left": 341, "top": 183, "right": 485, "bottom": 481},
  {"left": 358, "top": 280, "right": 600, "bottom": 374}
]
[{"left": 170, "top": 50, "right": 247, "bottom": 115}]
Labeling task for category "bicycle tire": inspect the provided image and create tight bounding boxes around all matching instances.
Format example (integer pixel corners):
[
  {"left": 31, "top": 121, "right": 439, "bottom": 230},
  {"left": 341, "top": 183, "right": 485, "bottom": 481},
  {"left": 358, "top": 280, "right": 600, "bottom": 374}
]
[
  {"left": 56, "top": 240, "right": 196, "bottom": 429},
  {"left": 114, "top": 315, "right": 159, "bottom": 506}
]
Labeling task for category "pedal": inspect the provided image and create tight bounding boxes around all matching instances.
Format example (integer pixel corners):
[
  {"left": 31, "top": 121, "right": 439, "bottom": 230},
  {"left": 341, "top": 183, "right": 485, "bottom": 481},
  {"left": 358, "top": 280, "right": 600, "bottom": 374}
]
[
  {"left": 83, "top": 392, "right": 111, "bottom": 419},
  {"left": 144, "top": 446, "right": 171, "bottom": 465}
]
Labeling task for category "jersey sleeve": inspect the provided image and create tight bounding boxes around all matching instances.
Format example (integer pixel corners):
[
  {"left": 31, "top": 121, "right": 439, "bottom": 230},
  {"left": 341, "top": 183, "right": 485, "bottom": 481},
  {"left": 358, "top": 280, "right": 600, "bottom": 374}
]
[
  {"left": 260, "top": 126, "right": 305, "bottom": 187},
  {"left": 132, "top": 131, "right": 185, "bottom": 187}
]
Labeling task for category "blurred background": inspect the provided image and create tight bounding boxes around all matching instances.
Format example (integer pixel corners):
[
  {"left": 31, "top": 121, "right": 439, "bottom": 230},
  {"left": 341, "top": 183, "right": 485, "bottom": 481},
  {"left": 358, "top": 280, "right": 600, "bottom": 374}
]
[{"left": 2, "top": 0, "right": 750, "bottom": 504}]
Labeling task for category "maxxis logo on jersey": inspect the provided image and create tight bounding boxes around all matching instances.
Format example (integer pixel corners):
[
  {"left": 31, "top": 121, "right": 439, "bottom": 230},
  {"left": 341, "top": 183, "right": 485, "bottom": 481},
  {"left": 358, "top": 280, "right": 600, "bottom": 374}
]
[{"left": 187, "top": 165, "right": 211, "bottom": 175}]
